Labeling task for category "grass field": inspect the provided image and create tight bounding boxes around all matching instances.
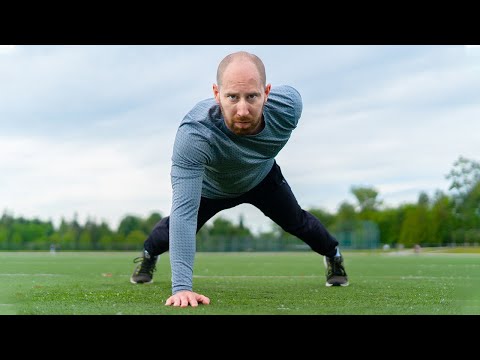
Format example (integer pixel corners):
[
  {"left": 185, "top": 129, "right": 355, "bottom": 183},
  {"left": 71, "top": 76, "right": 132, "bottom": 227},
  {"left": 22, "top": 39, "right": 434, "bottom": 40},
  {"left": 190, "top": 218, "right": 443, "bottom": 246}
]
[{"left": 1, "top": 249, "right": 479, "bottom": 315}]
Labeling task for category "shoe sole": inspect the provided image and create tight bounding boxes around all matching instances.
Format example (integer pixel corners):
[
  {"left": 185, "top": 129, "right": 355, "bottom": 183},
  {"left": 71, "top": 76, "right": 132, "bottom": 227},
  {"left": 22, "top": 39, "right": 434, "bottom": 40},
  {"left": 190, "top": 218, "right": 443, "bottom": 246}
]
[
  {"left": 323, "top": 256, "right": 349, "bottom": 287},
  {"left": 325, "top": 281, "right": 349, "bottom": 287},
  {"left": 130, "top": 277, "right": 153, "bottom": 284}
]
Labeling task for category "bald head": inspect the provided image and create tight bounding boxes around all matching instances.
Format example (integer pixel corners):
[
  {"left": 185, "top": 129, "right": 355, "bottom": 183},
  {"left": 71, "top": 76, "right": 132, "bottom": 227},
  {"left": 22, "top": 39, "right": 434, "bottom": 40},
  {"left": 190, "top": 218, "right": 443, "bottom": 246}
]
[
  {"left": 212, "top": 51, "right": 271, "bottom": 136},
  {"left": 216, "top": 51, "right": 266, "bottom": 88}
]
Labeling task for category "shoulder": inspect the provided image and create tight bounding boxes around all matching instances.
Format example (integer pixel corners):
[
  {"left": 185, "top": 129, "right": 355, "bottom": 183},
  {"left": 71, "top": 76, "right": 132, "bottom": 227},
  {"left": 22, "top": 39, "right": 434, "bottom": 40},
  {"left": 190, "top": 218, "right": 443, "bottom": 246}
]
[
  {"left": 271, "top": 85, "right": 302, "bottom": 103},
  {"left": 178, "top": 97, "right": 220, "bottom": 136},
  {"left": 177, "top": 98, "right": 219, "bottom": 134},
  {"left": 186, "top": 98, "right": 219, "bottom": 121},
  {"left": 265, "top": 85, "right": 303, "bottom": 124},
  {"left": 172, "top": 98, "right": 218, "bottom": 164}
]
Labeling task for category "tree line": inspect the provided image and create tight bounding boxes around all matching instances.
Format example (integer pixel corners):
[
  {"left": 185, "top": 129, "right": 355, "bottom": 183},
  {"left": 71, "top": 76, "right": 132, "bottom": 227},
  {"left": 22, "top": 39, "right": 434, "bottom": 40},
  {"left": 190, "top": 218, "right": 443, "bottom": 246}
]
[{"left": 1, "top": 156, "right": 479, "bottom": 251}]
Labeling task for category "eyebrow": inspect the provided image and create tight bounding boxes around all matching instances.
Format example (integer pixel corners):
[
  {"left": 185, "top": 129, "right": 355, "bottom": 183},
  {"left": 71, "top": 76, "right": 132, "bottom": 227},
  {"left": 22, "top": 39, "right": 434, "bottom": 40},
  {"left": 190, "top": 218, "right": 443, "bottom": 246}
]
[{"left": 225, "top": 91, "right": 261, "bottom": 97}]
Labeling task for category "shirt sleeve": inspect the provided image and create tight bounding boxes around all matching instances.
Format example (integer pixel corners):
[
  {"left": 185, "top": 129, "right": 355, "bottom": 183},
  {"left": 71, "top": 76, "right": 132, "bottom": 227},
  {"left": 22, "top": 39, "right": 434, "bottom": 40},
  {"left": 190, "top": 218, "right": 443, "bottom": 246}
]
[
  {"left": 169, "top": 124, "right": 211, "bottom": 294},
  {"left": 265, "top": 85, "right": 303, "bottom": 130}
]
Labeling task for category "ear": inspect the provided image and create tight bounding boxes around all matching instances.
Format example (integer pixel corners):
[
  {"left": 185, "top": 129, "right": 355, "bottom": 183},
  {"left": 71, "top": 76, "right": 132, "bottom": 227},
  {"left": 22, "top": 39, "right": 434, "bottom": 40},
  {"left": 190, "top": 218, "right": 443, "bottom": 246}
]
[
  {"left": 264, "top": 84, "right": 272, "bottom": 103},
  {"left": 213, "top": 84, "right": 220, "bottom": 104}
]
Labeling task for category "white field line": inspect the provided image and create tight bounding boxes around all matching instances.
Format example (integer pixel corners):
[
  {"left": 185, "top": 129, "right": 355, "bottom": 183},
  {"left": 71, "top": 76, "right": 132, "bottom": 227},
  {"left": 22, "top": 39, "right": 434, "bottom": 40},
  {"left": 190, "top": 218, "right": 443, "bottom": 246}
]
[
  {"left": 0, "top": 273, "right": 63, "bottom": 276},
  {"left": 194, "top": 275, "right": 321, "bottom": 278},
  {"left": 193, "top": 275, "right": 477, "bottom": 280},
  {"left": 384, "top": 252, "right": 480, "bottom": 257}
]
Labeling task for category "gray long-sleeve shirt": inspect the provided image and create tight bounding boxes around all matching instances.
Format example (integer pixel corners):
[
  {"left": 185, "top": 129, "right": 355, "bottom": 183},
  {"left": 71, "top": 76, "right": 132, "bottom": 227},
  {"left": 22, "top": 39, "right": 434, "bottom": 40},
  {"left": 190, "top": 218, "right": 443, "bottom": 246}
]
[{"left": 169, "top": 85, "right": 303, "bottom": 293}]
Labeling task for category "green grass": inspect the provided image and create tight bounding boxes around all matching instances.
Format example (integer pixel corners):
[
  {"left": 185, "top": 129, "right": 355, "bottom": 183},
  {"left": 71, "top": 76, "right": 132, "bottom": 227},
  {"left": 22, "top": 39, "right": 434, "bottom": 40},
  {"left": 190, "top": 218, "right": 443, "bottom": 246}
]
[{"left": 1, "top": 249, "right": 479, "bottom": 315}]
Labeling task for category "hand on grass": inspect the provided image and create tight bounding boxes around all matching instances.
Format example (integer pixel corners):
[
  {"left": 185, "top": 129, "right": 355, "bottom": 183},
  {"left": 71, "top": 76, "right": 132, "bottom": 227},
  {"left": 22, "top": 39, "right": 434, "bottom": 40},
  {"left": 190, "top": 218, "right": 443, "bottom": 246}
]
[{"left": 165, "top": 290, "right": 210, "bottom": 307}]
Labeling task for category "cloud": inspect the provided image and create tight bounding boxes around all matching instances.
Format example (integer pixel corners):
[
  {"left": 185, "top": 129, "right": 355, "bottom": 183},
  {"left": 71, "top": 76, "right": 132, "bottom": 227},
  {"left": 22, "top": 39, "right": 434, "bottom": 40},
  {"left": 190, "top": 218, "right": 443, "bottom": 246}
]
[
  {"left": 0, "top": 45, "right": 15, "bottom": 53},
  {"left": 1, "top": 45, "right": 479, "bottom": 233},
  {"left": 0, "top": 135, "right": 172, "bottom": 228}
]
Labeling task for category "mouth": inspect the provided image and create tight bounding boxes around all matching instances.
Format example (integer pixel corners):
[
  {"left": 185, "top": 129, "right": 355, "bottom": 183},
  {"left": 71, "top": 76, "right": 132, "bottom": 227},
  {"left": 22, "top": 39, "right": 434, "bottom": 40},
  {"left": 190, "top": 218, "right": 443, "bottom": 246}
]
[
  {"left": 235, "top": 116, "right": 251, "bottom": 122},
  {"left": 236, "top": 119, "right": 252, "bottom": 122}
]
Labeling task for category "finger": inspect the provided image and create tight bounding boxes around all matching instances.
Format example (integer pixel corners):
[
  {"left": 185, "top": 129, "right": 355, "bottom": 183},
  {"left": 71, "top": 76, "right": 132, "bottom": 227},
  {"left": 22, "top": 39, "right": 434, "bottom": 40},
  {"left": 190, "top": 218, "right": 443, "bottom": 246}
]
[
  {"left": 165, "top": 296, "right": 174, "bottom": 306},
  {"left": 180, "top": 296, "right": 189, "bottom": 308},
  {"left": 198, "top": 295, "right": 210, "bottom": 305},
  {"left": 189, "top": 297, "right": 199, "bottom": 307}
]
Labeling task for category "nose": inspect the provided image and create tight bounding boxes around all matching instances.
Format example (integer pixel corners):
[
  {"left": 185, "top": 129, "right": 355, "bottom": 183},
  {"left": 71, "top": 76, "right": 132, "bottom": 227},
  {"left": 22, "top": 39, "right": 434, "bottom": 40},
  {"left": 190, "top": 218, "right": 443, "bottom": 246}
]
[{"left": 236, "top": 100, "right": 249, "bottom": 117}]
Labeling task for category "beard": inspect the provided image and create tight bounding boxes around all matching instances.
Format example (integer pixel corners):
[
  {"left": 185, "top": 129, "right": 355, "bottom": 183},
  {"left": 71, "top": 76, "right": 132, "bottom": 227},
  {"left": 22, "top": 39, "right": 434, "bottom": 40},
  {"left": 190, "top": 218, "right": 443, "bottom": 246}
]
[{"left": 219, "top": 102, "right": 265, "bottom": 136}]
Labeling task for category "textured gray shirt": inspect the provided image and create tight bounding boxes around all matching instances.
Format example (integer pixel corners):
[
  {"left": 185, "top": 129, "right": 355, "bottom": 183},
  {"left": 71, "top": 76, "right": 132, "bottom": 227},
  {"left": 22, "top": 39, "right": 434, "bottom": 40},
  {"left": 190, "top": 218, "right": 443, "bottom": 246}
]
[{"left": 169, "top": 85, "right": 302, "bottom": 293}]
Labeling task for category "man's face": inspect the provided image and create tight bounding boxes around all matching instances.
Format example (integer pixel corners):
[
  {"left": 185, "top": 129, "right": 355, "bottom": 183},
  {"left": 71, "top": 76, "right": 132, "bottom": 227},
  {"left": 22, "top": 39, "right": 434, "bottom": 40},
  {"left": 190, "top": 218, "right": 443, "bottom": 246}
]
[{"left": 213, "top": 61, "right": 271, "bottom": 136}]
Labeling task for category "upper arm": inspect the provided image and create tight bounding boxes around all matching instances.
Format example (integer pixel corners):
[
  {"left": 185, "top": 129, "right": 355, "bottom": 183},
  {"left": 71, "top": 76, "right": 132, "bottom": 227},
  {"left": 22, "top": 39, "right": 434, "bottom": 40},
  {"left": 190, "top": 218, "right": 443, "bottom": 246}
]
[
  {"left": 266, "top": 85, "right": 303, "bottom": 128},
  {"left": 171, "top": 124, "right": 211, "bottom": 176}
]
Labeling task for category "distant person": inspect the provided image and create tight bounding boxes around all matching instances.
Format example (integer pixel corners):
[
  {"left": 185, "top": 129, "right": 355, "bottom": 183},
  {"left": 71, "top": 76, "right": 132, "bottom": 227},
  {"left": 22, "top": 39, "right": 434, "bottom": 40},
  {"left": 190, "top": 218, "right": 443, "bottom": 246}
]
[{"left": 130, "top": 51, "right": 349, "bottom": 307}]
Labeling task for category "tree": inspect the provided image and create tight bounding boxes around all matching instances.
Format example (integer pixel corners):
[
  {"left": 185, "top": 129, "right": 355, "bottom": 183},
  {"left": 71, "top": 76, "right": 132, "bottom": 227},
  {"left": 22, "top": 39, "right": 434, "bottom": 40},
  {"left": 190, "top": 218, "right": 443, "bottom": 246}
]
[
  {"left": 446, "top": 156, "right": 480, "bottom": 243},
  {"left": 209, "top": 217, "right": 251, "bottom": 237},
  {"left": 446, "top": 156, "right": 480, "bottom": 199},
  {"left": 417, "top": 192, "right": 430, "bottom": 207},
  {"left": 399, "top": 201, "right": 433, "bottom": 247},
  {"left": 374, "top": 207, "right": 404, "bottom": 246},
  {"left": 335, "top": 201, "right": 357, "bottom": 231},
  {"left": 350, "top": 185, "right": 382, "bottom": 214},
  {"left": 143, "top": 212, "right": 163, "bottom": 233},
  {"left": 117, "top": 215, "right": 143, "bottom": 237},
  {"left": 308, "top": 207, "right": 335, "bottom": 228},
  {"left": 430, "top": 190, "right": 455, "bottom": 245}
]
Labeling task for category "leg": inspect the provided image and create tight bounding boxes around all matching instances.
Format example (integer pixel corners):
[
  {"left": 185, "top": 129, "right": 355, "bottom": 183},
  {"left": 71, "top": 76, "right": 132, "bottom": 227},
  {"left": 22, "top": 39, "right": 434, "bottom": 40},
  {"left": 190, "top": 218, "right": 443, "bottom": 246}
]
[
  {"left": 245, "top": 162, "right": 338, "bottom": 257},
  {"left": 143, "top": 196, "right": 241, "bottom": 256},
  {"left": 131, "top": 196, "right": 241, "bottom": 284}
]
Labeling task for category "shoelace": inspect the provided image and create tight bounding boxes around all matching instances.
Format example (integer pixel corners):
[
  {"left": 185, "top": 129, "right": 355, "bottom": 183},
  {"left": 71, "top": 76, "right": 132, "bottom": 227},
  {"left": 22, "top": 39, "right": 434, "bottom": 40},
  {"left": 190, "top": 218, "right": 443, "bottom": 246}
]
[
  {"left": 329, "top": 257, "right": 346, "bottom": 276},
  {"left": 133, "top": 256, "right": 156, "bottom": 275}
]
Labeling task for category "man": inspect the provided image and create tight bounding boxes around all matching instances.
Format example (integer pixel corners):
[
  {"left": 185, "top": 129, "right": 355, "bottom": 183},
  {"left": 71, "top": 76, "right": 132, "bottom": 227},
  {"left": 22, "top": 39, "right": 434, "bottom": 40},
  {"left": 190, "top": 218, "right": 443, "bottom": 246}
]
[{"left": 130, "top": 51, "right": 349, "bottom": 307}]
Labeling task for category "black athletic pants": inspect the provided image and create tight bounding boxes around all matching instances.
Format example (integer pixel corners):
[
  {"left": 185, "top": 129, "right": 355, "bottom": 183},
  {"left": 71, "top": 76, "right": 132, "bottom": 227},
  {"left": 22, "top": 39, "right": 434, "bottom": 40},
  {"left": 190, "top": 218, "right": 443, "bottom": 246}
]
[{"left": 143, "top": 162, "right": 338, "bottom": 258}]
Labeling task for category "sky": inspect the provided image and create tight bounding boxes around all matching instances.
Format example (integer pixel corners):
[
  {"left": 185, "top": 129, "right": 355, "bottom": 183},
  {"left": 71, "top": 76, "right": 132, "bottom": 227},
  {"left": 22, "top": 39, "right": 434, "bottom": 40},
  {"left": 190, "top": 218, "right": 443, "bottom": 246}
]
[{"left": 1, "top": 45, "right": 479, "bottom": 234}]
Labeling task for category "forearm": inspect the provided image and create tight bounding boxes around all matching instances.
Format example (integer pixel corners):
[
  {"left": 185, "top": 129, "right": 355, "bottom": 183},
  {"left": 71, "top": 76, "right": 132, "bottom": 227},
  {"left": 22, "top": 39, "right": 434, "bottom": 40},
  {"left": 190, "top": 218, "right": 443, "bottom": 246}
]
[
  {"left": 169, "top": 170, "right": 203, "bottom": 294},
  {"left": 170, "top": 212, "right": 197, "bottom": 294}
]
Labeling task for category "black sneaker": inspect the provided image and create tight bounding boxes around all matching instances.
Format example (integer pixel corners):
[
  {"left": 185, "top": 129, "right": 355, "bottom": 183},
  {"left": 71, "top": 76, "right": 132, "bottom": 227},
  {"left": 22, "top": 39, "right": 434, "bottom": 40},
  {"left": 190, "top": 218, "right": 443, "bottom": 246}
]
[
  {"left": 130, "top": 250, "right": 158, "bottom": 284},
  {"left": 324, "top": 254, "right": 349, "bottom": 287}
]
